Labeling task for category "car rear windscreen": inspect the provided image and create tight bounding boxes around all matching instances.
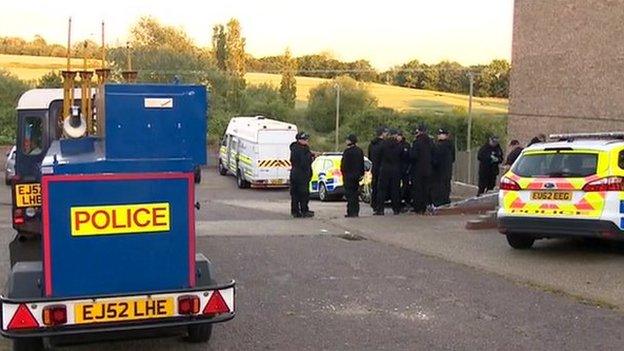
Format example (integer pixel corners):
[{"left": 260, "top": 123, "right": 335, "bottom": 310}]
[{"left": 512, "top": 152, "right": 598, "bottom": 178}]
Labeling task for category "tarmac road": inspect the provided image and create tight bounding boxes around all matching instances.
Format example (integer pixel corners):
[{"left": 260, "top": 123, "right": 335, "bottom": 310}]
[{"left": 0, "top": 167, "right": 623, "bottom": 350}]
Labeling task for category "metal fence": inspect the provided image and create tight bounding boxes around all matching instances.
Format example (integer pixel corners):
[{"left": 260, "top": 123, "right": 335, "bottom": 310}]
[{"left": 453, "top": 150, "right": 479, "bottom": 186}]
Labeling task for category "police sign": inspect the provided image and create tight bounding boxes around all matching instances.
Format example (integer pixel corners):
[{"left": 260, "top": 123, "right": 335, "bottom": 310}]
[{"left": 70, "top": 203, "right": 170, "bottom": 237}]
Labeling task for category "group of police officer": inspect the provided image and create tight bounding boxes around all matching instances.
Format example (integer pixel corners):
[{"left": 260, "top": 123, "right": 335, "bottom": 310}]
[
  {"left": 367, "top": 125, "right": 455, "bottom": 216},
  {"left": 288, "top": 125, "right": 456, "bottom": 218}
]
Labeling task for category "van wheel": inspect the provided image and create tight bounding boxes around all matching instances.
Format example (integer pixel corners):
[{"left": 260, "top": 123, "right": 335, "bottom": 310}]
[
  {"left": 359, "top": 184, "right": 371, "bottom": 204},
  {"left": 236, "top": 170, "right": 250, "bottom": 189},
  {"left": 12, "top": 338, "right": 44, "bottom": 351},
  {"left": 218, "top": 160, "right": 228, "bottom": 176},
  {"left": 186, "top": 323, "right": 213, "bottom": 343},
  {"left": 506, "top": 233, "right": 535, "bottom": 250},
  {"left": 319, "top": 183, "right": 329, "bottom": 202}
]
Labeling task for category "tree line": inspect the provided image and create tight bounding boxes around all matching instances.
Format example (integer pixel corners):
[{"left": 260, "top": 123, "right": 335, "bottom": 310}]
[
  {"left": 0, "top": 20, "right": 510, "bottom": 98},
  {"left": 0, "top": 17, "right": 506, "bottom": 149}
]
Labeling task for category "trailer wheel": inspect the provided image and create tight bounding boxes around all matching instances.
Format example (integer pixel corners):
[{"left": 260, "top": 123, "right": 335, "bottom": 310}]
[
  {"left": 12, "top": 338, "right": 44, "bottom": 351},
  {"left": 186, "top": 323, "right": 213, "bottom": 343},
  {"left": 218, "top": 160, "right": 228, "bottom": 176}
]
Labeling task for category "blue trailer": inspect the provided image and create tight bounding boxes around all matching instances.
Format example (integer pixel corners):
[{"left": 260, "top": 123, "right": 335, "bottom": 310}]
[{"left": 1, "top": 84, "right": 235, "bottom": 350}]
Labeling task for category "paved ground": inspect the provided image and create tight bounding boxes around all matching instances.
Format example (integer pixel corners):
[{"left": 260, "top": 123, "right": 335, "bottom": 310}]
[{"left": 0, "top": 166, "right": 624, "bottom": 349}]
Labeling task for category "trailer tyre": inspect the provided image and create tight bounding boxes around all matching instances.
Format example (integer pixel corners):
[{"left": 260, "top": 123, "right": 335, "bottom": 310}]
[
  {"left": 186, "top": 323, "right": 213, "bottom": 343},
  {"left": 12, "top": 338, "right": 44, "bottom": 351},
  {"left": 218, "top": 160, "right": 228, "bottom": 176}
]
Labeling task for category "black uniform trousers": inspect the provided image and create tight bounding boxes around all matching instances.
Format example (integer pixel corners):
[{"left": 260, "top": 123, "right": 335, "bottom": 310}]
[
  {"left": 370, "top": 171, "right": 379, "bottom": 210},
  {"left": 432, "top": 174, "right": 452, "bottom": 206},
  {"left": 411, "top": 175, "right": 431, "bottom": 213},
  {"left": 344, "top": 178, "right": 360, "bottom": 217},
  {"left": 290, "top": 178, "right": 310, "bottom": 215},
  {"left": 376, "top": 170, "right": 401, "bottom": 213},
  {"left": 477, "top": 171, "right": 497, "bottom": 195}
]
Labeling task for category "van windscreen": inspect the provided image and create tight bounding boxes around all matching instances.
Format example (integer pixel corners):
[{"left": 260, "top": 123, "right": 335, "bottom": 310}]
[{"left": 512, "top": 152, "right": 598, "bottom": 178}]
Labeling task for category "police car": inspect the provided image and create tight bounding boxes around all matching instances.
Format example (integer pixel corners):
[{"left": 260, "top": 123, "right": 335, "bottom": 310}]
[
  {"left": 498, "top": 132, "right": 624, "bottom": 249},
  {"left": 309, "top": 153, "right": 372, "bottom": 202}
]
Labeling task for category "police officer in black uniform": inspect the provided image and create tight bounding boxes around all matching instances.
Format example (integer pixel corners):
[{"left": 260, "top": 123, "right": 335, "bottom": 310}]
[
  {"left": 477, "top": 136, "right": 504, "bottom": 196},
  {"left": 410, "top": 124, "right": 434, "bottom": 214},
  {"left": 375, "top": 129, "right": 403, "bottom": 215},
  {"left": 341, "top": 134, "right": 365, "bottom": 218},
  {"left": 397, "top": 131, "right": 411, "bottom": 210},
  {"left": 432, "top": 129, "right": 455, "bottom": 206},
  {"left": 290, "top": 132, "right": 314, "bottom": 218},
  {"left": 368, "top": 127, "right": 388, "bottom": 211}
]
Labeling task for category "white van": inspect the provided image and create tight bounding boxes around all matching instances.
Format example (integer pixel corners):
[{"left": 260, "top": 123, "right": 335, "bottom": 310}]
[{"left": 218, "top": 116, "right": 298, "bottom": 188}]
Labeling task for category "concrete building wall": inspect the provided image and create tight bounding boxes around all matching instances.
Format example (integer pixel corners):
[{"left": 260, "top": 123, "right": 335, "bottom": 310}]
[{"left": 509, "top": 0, "right": 624, "bottom": 143}]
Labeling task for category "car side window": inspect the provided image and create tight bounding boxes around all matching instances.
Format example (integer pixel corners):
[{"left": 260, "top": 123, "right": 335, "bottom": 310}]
[
  {"left": 23, "top": 116, "right": 43, "bottom": 156},
  {"left": 221, "top": 135, "right": 228, "bottom": 147},
  {"left": 619, "top": 150, "right": 624, "bottom": 169}
]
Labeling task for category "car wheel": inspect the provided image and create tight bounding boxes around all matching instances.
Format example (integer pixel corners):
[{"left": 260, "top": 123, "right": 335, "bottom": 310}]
[
  {"left": 319, "top": 183, "right": 329, "bottom": 202},
  {"left": 359, "top": 184, "right": 371, "bottom": 204},
  {"left": 186, "top": 323, "right": 213, "bottom": 343},
  {"left": 12, "top": 338, "right": 44, "bottom": 351},
  {"left": 218, "top": 160, "right": 228, "bottom": 176},
  {"left": 506, "top": 233, "right": 535, "bottom": 250},
  {"left": 236, "top": 169, "right": 250, "bottom": 189}
]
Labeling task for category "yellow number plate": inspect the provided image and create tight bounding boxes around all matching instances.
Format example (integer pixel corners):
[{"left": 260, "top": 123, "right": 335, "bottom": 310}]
[
  {"left": 74, "top": 297, "right": 174, "bottom": 324},
  {"left": 15, "top": 183, "right": 41, "bottom": 207},
  {"left": 531, "top": 191, "right": 572, "bottom": 201},
  {"left": 270, "top": 179, "right": 284, "bottom": 185}
]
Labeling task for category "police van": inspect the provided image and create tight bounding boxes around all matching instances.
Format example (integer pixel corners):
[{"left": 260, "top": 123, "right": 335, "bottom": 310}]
[
  {"left": 218, "top": 116, "right": 298, "bottom": 188},
  {"left": 498, "top": 132, "right": 624, "bottom": 249}
]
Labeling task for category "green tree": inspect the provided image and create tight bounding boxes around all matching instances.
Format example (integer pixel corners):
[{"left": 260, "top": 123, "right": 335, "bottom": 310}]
[
  {"left": 211, "top": 25, "right": 227, "bottom": 71},
  {"left": 306, "top": 76, "right": 378, "bottom": 133},
  {"left": 37, "top": 70, "right": 62, "bottom": 88},
  {"left": 0, "top": 70, "right": 29, "bottom": 144},
  {"left": 130, "top": 16, "right": 196, "bottom": 54},
  {"left": 225, "top": 18, "right": 246, "bottom": 78},
  {"left": 279, "top": 48, "right": 297, "bottom": 108},
  {"left": 479, "top": 59, "right": 511, "bottom": 98}
]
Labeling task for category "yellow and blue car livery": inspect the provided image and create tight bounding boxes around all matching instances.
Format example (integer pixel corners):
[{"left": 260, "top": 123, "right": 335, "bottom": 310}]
[
  {"left": 310, "top": 153, "right": 372, "bottom": 202},
  {"left": 497, "top": 135, "right": 624, "bottom": 249}
]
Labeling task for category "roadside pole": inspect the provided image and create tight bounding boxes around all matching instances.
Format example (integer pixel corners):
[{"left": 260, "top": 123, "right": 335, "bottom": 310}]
[
  {"left": 335, "top": 83, "right": 341, "bottom": 151},
  {"left": 467, "top": 72, "right": 474, "bottom": 184}
]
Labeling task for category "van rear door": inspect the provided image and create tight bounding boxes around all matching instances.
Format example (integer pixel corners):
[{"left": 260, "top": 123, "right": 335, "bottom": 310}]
[{"left": 257, "top": 130, "right": 297, "bottom": 184}]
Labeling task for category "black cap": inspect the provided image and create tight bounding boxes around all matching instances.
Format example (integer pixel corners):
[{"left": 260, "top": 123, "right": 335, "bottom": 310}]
[
  {"left": 376, "top": 126, "right": 389, "bottom": 137},
  {"left": 388, "top": 128, "right": 399, "bottom": 136},
  {"left": 296, "top": 131, "right": 310, "bottom": 140},
  {"left": 347, "top": 134, "right": 358, "bottom": 144},
  {"left": 415, "top": 123, "right": 427, "bottom": 133},
  {"left": 438, "top": 128, "right": 449, "bottom": 135}
]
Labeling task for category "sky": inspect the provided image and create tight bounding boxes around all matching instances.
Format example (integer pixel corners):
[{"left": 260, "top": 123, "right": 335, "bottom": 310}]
[{"left": 1, "top": 0, "right": 513, "bottom": 70}]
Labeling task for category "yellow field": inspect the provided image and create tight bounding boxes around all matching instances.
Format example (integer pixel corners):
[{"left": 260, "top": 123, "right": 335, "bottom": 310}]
[
  {"left": 0, "top": 54, "right": 101, "bottom": 81},
  {"left": 0, "top": 54, "right": 508, "bottom": 115},
  {"left": 245, "top": 72, "right": 508, "bottom": 115}
]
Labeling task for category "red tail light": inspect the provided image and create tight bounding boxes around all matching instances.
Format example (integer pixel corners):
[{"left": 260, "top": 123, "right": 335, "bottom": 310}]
[
  {"left": 583, "top": 177, "right": 624, "bottom": 192},
  {"left": 7, "top": 304, "right": 39, "bottom": 330},
  {"left": 203, "top": 290, "right": 230, "bottom": 316},
  {"left": 178, "top": 295, "right": 200, "bottom": 315},
  {"left": 500, "top": 177, "right": 521, "bottom": 191},
  {"left": 332, "top": 170, "right": 342, "bottom": 178},
  {"left": 13, "top": 209, "right": 24, "bottom": 225},
  {"left": 42, "top": 305, "right": 67, "bottom": 326}
]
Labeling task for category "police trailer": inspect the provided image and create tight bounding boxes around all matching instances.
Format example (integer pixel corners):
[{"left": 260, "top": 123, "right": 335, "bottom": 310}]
[
  {"left": 218, "top": 116, "right": 298, "bottom": 188},
  {"left": 1, "top": 80, "right": 235, "bottom": 350}
]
